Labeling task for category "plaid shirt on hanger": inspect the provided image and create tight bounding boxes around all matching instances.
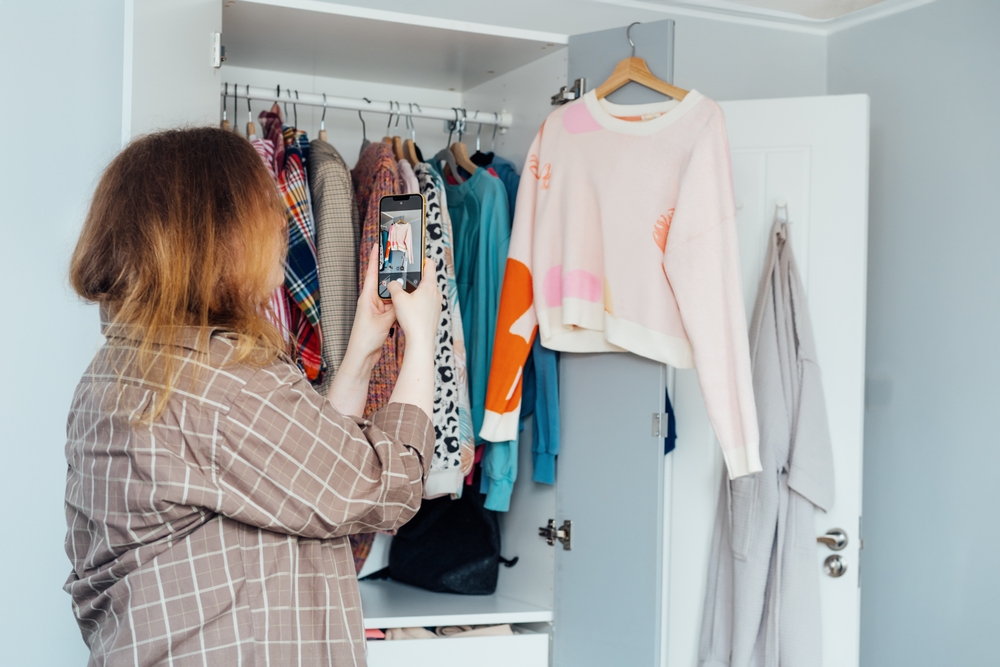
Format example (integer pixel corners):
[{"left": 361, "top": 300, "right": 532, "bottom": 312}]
[{"left": 260, "top": 105, "right": 325, "bottom": 383}]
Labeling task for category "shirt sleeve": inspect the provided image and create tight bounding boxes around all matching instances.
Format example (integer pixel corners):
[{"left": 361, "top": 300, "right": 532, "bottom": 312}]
[
  {"left": 215, "top": 360, "right": 434, "bottom": 538},
  {"left": 480, "top": 129, "right": 542, "bottom": 443},
  {"left": 664, "top": 105, "right": 761, "bottom": 479}
]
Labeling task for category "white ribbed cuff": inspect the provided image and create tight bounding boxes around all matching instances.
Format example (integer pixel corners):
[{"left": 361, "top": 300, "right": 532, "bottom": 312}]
[{"left": 479, "top": 408, "right": 521, "bottom": 443}]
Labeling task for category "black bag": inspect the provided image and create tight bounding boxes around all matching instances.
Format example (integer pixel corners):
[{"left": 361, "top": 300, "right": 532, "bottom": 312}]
[{"left": 387, "top": 476, "right": 515, "bottom": 595}]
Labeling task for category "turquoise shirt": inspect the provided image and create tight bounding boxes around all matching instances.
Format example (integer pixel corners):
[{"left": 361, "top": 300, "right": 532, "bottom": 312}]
[{"left": 441, "top": 167, "right": 515, "bottom": 511}]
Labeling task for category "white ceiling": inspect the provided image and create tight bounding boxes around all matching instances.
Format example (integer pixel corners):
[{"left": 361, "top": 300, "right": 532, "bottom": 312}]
[{"left": 651, "top": 0, "right": 888, "bottom": 20}]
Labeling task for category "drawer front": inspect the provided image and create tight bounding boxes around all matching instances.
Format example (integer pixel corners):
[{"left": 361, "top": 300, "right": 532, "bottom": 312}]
[{"left": 367, "top": 632, "right": 549, "bottom": 667}]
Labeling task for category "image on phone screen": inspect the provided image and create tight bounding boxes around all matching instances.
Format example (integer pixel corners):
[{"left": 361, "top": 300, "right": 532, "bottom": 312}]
[{"left": 378, "top": 195, "right": 424, "bottom": 299}]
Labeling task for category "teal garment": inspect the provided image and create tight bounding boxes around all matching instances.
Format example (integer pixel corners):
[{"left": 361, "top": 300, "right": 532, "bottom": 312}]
[
  {"left": 441, "top": 170, "right": 481, "bottom": 340},
  {"left": 441, "top": 167, "right": 513, "bottom": 511}
]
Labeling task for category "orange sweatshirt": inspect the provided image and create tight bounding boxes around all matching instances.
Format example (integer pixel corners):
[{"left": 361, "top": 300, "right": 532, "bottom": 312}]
[{"left": 479, "top": 90, "right": 761, "bottom": 479}]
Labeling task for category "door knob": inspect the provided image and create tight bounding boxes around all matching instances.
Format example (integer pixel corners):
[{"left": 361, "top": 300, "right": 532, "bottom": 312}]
[
  {"left": 816, "top": 528, "right": 848, "bottom": 551},
  {"left": 823, "top": 555, "right": 847, "bottom": 578}
]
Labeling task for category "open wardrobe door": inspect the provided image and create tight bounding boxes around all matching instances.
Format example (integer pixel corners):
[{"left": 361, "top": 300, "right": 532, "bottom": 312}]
[
  {"left": 553, "top": 20, "right": 678, "bottom": 667},
  {"left": 559, "top": 20, "right": 868, "bottom": 667}
]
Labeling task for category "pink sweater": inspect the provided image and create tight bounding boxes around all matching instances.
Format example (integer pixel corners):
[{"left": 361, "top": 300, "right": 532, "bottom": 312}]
[
  {"left": 388, "top": 221, "right": 413, "bottom": 263},
  {"left": 480, "top": 90, "right": 761, "bottom": 479}
]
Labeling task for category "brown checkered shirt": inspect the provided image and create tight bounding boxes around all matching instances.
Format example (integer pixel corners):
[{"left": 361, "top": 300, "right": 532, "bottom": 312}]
[{"left": 64, "top": 323, "right": 433, "bottom": 666}]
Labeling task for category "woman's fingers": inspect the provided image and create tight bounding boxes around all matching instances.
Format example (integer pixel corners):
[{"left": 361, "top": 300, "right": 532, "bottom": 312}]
[{"left": 361, "top": 244, "right": 379, "bottom": 296}]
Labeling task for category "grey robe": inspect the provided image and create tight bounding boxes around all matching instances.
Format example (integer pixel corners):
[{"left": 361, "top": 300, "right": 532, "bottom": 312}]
[{"left": 699, "top": 220, "right": 835, "bottom": 667}]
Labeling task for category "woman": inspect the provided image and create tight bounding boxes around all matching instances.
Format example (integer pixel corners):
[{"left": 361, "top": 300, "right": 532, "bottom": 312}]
[{"left": 63, "top": 128, "right": 440, "bottom": 666}]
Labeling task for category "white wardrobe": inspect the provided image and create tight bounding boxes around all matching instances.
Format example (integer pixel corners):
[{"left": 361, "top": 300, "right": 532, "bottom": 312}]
[{"left": 126, "top": 2, "right": 869, "bottom": 666}]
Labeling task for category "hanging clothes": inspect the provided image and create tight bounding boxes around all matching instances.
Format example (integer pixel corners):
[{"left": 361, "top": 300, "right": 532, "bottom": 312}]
[
  {"left": 480, "top": 91, "right": 760, "bottom": 480},
  {"left": 440, "top": 166, "right": 512, "bottom": 511},
  {"left": 310, "top": 138, "right": 360, "bottom": 391},
  {"left": 249, "top": 125, "right": 293, "bottom": 341},
  {"left": 354, "top": 140, "right": 404, "bottom": 417},
  {"left": 350, "top": 140, "right": 403, "bottom": 572},
  {"left": 260, "top": 104, "right": 325, "bottom": 383},
  {"left": 414, "top": 163, "right": 472, "bottom": 496},
  {"left": 398, "top": 158, "right": 420, "bottom": 194},
  {"left": 699, "top": 219, "right": 834, "bottom": 667},
  {"left": 423, "top": 164, "right": 476, "bottom": 478}
]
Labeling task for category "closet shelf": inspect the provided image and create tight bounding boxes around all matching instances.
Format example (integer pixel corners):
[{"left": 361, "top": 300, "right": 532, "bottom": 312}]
[
  {"left": 359, "top": 580, "right": 553, "bottom": 629},
  {"left": 222, "top": 0, "right": 567, "bottom": 92}
]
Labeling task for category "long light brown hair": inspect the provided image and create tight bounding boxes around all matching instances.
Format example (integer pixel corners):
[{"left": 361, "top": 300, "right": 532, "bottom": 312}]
[{"left": 70, "top": 127, "right": 288, "bottom": 417}]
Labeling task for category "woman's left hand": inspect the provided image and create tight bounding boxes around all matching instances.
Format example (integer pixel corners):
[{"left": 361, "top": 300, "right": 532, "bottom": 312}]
[
  {"left": 326, "top": 245, "right": 396, "bottom": 417},
  {"left": 349, "top": 244, "right": 397, "bottom": 364}
]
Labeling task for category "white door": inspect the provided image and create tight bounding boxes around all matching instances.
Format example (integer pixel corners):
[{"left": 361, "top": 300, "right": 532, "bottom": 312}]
[{"left": 665, "top": 95, "right": 869, "bottom": 667}]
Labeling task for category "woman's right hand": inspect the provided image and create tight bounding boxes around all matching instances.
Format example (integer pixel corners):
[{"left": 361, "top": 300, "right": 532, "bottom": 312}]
[
  {"left": 386, "top": 259, "right": 441, "bottom": 352},
  {"left": 386, "top": 260, "right": 441, "bottom": 417}
]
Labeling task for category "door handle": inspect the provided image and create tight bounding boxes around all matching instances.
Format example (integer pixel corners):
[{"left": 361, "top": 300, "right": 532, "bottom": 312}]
[{"left": 816, "top": 528, "right": 848, "bottom": 551}]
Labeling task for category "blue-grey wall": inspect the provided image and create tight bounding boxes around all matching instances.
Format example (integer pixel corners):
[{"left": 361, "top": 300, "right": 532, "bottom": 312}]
[
  {"left": 828, "top": 1, "right": 1000, "bottom": 664},
  {"left": 0, "top": 1, "right": 124, "bottom": 665}
]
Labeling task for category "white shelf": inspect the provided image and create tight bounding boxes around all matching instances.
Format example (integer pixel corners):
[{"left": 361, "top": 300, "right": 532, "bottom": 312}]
[
  {"left": 359, "top": 580, "right": 554, "bottom": 629},
  {"left": 223, "top": 0, "right": 567, "bottom": 92}
]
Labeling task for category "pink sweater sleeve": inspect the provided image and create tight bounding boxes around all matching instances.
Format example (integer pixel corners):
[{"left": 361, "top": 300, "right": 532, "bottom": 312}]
[
  {"left": 480, "top": 130, "right": 542, "bottom": 443},
  {"left": 664, "top": 106, "right": 761, "bottom": 479}
]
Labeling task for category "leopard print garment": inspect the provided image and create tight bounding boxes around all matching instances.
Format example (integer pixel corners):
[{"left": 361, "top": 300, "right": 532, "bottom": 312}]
[{"left": 416, "top": 163, "right": 474, "bottom": 495}]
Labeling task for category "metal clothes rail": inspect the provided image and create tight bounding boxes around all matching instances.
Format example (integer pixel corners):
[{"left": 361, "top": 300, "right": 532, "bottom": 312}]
[{"left": 222, "top": 84, "right": 512, "bottom": 129}]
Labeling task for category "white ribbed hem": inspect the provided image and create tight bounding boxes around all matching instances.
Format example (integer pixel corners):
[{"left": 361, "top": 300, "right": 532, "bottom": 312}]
[
  {"left": 583, "top": 89, "right": 704, "bottom": 136},
  {"left": 538, "top": 306, "right": 623, "bottom": 353},
  {"left": 722, "top": 445, "right": 763, "bottom": 480},
  {"left": 480, "top": 408, "right": 521, "bottom": 443},
  {"left": 604, "top": 315, "right": 694, "bottom": 369},
  {"left": 424, "top": 468, "right": 464, "bottom": 499}
]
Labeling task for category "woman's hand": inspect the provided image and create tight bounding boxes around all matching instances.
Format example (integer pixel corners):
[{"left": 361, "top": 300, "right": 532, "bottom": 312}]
[
  {"left": 386, "top": 258, "right": 441, "bottom": 352},
  {"left": 326, "top": 245, "right": 397, "bottom": 417},
  {"left": 349, "top": 244, "right": 398, "bottom": 362},
  {"left": 387, "top": 259, "right": 441, "bottom": 418}
]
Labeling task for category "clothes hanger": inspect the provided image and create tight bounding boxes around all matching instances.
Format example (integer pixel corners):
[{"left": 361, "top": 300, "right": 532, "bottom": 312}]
[
  {"left": 318, "top": 93, "right": 328, "bottom": 142},
  {"left": 358, "top": 97, "right": 372, "bottom": 155},
  {"left": 594, "top": 22, "right": 689, "bottom": 102},
  {"left": 391, "top": 102, "right": 405, "bottom": 160},
  {"left": 244, "top": 85, "right": 255, "bottom": 138},
  {"left": 245, "top": 84, "right": 256, "bottom": 138},
  {"left": 383, "top": 101, "right": 396, "bottom": 146},
  {"left": 221, "top": 83, "right": 231, "bottom": 130},
  {"left": 435, "top": 108, "right": 464, "bottom": 183},
  {"left": 403, "top": 104, "right": 420, "bottom": 166},
  {"left": 470, "top": 115, "right": 493, "bottom": 167},
  {"left": 450, "top": 109, "right": 479, "bottom": 175}
]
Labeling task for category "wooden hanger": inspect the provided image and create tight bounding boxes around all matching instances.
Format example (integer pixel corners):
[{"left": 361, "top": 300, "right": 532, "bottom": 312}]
[
  {"left": 318, "top": 93, "right": 328, "bottom": 142},
  {"left": 403, "top": 138, "right": 419, "bottom": 166},
  {"left": 594, "top": 22, "right": 688, "bottom": 102},
  {"left": 221, "top": 83, "right": 231, "bottom": 131},
  {"left": 450, "top": 141, "right": 478, "bottom": 175},
  {"left": 243, "top": 85, "right": 256, "bottom": 138},
  {"left": 392, "top": 136, "right": 404, "bottom": 161}
]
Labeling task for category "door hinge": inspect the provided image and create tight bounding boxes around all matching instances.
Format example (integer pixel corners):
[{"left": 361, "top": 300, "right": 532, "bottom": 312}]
[
  {"left": 652, "top": 412, "right": 667, "bottom": 438},
  {"left": 538, "top": 519, "right": 572, "bottom": 550},
  {"left": 551, "top": 78, "right": 587, "bottom": 105},
  {"left": 212, "top": 33, "right": 226, "bottom": 68}
]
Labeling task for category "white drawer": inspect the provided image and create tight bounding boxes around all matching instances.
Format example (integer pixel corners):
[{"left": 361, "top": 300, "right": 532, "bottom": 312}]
[{"left": 366, "top": 629, "right": 549, "bottom": 667}]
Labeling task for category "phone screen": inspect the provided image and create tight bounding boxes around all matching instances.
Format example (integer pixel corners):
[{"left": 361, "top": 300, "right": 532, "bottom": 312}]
[{"left": 378, "top": 194, "right": 425, "bottom": 300}]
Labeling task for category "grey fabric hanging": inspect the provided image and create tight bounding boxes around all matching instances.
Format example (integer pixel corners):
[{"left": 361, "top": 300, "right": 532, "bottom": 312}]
[{"left": 699, "top": 218, "right": 835, "bottom": 667}]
